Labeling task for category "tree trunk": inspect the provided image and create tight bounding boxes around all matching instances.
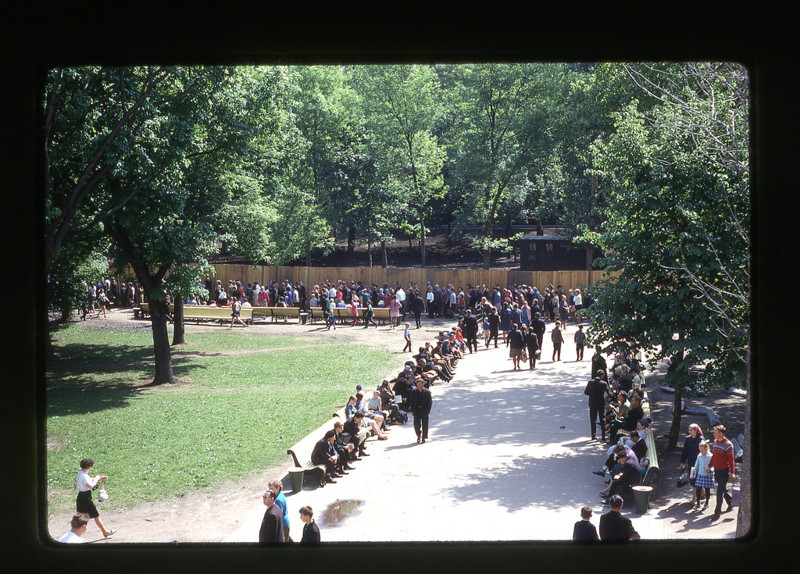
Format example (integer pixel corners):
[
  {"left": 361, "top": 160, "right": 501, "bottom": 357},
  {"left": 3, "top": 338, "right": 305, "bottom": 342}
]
[
  {"left": 110, "top": 215, "right": 175, "bottom": 385},
  {"left": 149, "top": 298, "right": 176, "bottom": 384},
  {"left": 347, "top": 226, "right": 356, "bottom": 264},
  {"left": 419, "top": 208, "right": 427, "bottom": 268},
  {"left": 668, "top": 391, "right": 682, "bottom": 450},
  {"left": 667, "top": 349, "right": 685, "bottom": 450},
  {"left": 172, "top": 297, "right": 185, "bottom": 345},
  {"left": 381, "top": 241, "right": 388, "bottom": 268},
  {"left": 306, "top": 250, "right": 312, "bottom": 267},
  {"left": 482, "top": 220, "right": 492, "bottom": 270}
]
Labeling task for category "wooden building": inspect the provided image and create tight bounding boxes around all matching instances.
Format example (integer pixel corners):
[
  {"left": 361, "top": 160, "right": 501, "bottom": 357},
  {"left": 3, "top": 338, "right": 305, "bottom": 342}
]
[{"left": 515, "top": 235, "right": 598, "bottom": 271}]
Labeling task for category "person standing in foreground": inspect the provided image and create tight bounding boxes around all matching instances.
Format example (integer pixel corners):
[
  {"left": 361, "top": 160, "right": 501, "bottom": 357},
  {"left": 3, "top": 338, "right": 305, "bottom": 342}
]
[
  {"left": 58, "top": 515, "right": 88, "bottom": 543},
  {"left": 585, "top": 377, "right": 608, "bottom": 441},
  {"left": 709, "top": 424, "right": 736, "bottom": 520},
  {"left": 572, "top": 506, "right": 598, "bottom": 542},
  {"left": 599, "top": 495, "right": 640, "bottom": 542},
  {"left": 409, "top": 378, "right": 433, "bottom": 444},
  {"left": 76, "top": 458, "right": 115, "bottom": 538},
  {"left": 523, "top": 324, "right": 539, "bottom": 370},
  {"left": 268, "top": 480, "right": 290, "bottom": 542},
  {"left": 679, "top": 423, "right": 704, "bottom": 506},
  {"left": 299, "top": 506, "right": 321, "bottom": 545},
  {"left": 259, "top": 490, "right": 285, "bottom": 544},
  {"left": 462, "top": 309, "right": 479, "bottom": 353}
]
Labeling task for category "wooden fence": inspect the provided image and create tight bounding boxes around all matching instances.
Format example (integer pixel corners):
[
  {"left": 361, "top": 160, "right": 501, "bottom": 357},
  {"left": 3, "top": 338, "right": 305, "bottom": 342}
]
[{"left": 206, "top": 264, "right": 610, "bottom": 292}]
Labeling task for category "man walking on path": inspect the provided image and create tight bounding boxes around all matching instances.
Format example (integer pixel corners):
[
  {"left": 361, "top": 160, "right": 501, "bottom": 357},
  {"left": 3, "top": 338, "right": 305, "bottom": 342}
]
[
  {"left": 487, "top": 307, "right": 500, "bottom": 348},
  {"left": 409, "top": 378, "right": 433, "bottom": 444},
  {"left": 532, "top": 312, "right": 546, "bottom": 358},
  {"left": 574, "top": 324, "right": 586, "bottom": 361},
  {"left": 709, "top": 424, "right": 736, "bottom": 521},
  {"left": 551, "top": 321, "right": 565, "bottom": 361},
  {"left": 507, "top": 323, "right": 525, "bottom": 370},
  {"left": 599, "top": 495, "right": 640, "bottom": 542},
  {"left": 462, "top": 309, "right": 479, "bottom": 353}
]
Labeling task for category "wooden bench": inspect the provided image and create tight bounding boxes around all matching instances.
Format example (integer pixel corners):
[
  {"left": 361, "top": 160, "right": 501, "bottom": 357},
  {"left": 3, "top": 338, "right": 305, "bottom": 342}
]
[
  {"left": 286, "top": 440, "right": 329, "bottom": 488},
  {"left": 372, "top": 307, "right": 391, "bottom": 325},
  {"left": 181, "top": 305, "right": 254, "bottom": 325},
  {"left": 133, "top": 302, "right": 150, "bottom": 319},
  {"left": 641, "top": 427, "right": 659, "bottom": 485},
  {"left": 251, "top": 306, "right": 301, "bottom": 323}
]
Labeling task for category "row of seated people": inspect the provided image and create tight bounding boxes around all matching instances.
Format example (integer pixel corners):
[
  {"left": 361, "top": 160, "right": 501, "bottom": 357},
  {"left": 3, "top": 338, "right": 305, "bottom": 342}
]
[
  {"left": 591, "top": 360, "right": 648, "bottom": 445},
  {"left": 586, "top": 356, "right": 653, "bottom": 504},
  {"left": 309, "top": 327, "right": 465, "bottom": 484},
  {"left": 592, "top": 417, "right": 652, "bottom": 503}
]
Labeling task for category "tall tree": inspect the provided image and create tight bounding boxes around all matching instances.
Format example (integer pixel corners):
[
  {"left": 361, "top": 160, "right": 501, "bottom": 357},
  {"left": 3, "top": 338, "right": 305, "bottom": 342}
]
[
  {"left": 349, "top": 65, "right": 447, "bottom": 267},
  {"left": 443, "top": 63, "right": 554, "bottom": 268},
  {"left": 45, "top": 65, "right": 295, "bottom": 382},
  {"left": 581, "top": 62, "right": 749, "bottom": 449}
]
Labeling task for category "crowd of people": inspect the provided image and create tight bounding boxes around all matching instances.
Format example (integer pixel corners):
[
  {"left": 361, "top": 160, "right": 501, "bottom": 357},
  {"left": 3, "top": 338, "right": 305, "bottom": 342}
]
[{"left": 86, "top": 274, "right": 598, "bottom": 330}]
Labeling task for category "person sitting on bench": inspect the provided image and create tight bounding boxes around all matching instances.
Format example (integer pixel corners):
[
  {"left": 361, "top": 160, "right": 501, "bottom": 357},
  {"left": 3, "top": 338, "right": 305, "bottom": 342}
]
[
  {"left": 332, "top": 421, "right": 357, "bottom": 473},
  {"left": 311, "top": 430, "right": 341, "bottom": 484},
  {"left": 343, "top": 412, "right": 371, "bottom": 457},
  {"left": 599, "top": 451, "right": 641, "bottom": 501},
  {"left": 355, "top": 392, "right": 389, "bottom": 434}
]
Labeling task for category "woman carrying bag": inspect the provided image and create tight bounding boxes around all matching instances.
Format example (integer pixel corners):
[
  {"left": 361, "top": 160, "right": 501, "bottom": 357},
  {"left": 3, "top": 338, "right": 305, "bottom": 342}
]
[{"left": 76, "top": 458, "right": 116, "bottom": 538}]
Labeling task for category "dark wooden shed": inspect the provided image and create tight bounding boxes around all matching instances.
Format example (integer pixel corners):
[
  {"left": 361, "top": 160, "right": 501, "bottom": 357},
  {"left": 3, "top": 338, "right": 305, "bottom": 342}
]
[{"left": 515, "top": 236, "right": 598, "bottom": 271}]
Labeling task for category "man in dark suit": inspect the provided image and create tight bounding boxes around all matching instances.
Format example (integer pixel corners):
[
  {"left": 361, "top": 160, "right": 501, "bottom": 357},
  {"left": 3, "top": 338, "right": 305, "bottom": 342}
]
[
  {"left": 572, "top": 506, "right": 599, "bottom": 542},
  {"left": 532, "top": 312, "right": 546, "bottom": 357},
  {"left": 600, "top": 452, "right": 641, "bottom": 500},
  {"left": 343, "top": 412, "right": 369, "bottom": 457},
  {"left": 311, "top": 430, "right": 341, "bottom": 484},
  {"left": 332, "top": 421, "right": 356, "bottom": 473},
  {"left": 409, "top": 378, "right": 433, "bottom": 444},
  {"left": 599, "top": 495, "right": 640, "bottom": 542},
  {"left": 259, "top": 489, "right": 285, "bottom": 544},
  {"left": 462, "top": 309, "right": 479, "bottom": 353}
]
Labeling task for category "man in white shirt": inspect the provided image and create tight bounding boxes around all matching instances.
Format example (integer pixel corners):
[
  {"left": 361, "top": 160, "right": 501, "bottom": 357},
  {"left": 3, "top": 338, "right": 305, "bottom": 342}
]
[
  {"left": 395, "top": 284, "right": 406, "bottom": 316},
  {"left": 58, "top": 515, "right": 88, "bottom": 543}
]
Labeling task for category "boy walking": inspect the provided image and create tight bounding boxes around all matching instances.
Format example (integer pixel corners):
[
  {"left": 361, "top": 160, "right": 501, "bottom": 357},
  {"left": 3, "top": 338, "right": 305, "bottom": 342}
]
[{"left": 403, "top": 322, "right": 412, "bottom": 352}]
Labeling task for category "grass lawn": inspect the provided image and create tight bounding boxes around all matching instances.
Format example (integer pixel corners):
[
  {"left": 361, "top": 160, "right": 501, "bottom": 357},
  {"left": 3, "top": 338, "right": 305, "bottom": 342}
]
[{"left": 46, "top": 324, "right": 394, "bottom": 515}]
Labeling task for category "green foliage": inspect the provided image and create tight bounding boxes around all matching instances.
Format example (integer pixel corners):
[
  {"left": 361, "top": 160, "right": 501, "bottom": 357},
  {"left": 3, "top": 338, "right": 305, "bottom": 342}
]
[{"left": 580, "top": 63, "right": 749, "bottom": 392}]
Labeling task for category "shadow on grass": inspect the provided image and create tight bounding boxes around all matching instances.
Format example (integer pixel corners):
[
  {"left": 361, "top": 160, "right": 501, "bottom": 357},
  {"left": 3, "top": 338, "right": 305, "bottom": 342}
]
[{"left": 46, "top": 342, "right": 210, "bottom": 417}]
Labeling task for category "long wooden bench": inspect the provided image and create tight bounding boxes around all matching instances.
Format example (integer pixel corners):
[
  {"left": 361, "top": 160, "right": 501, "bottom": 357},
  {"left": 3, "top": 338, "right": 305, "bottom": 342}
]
[
  {"left": 616, "top": 391, "right": 659, "bottom": 485},
  {"left": 642, "top": 427, "right": 659, "bottom": 485},
  {"left": 182, "top": 305, "right": 253, "bottom": 325},
  {"left": 251, "top": 306, "right": 302, "bottom": 323},
  {"left": 134, "top": 302, "right": 254, "bottom": 325}
]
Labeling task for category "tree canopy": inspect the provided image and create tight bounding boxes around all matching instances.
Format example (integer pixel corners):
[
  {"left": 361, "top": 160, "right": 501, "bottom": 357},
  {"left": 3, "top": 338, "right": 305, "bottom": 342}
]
[{"left": 44, "top": 62, "right": 750, "bottom": 392}]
